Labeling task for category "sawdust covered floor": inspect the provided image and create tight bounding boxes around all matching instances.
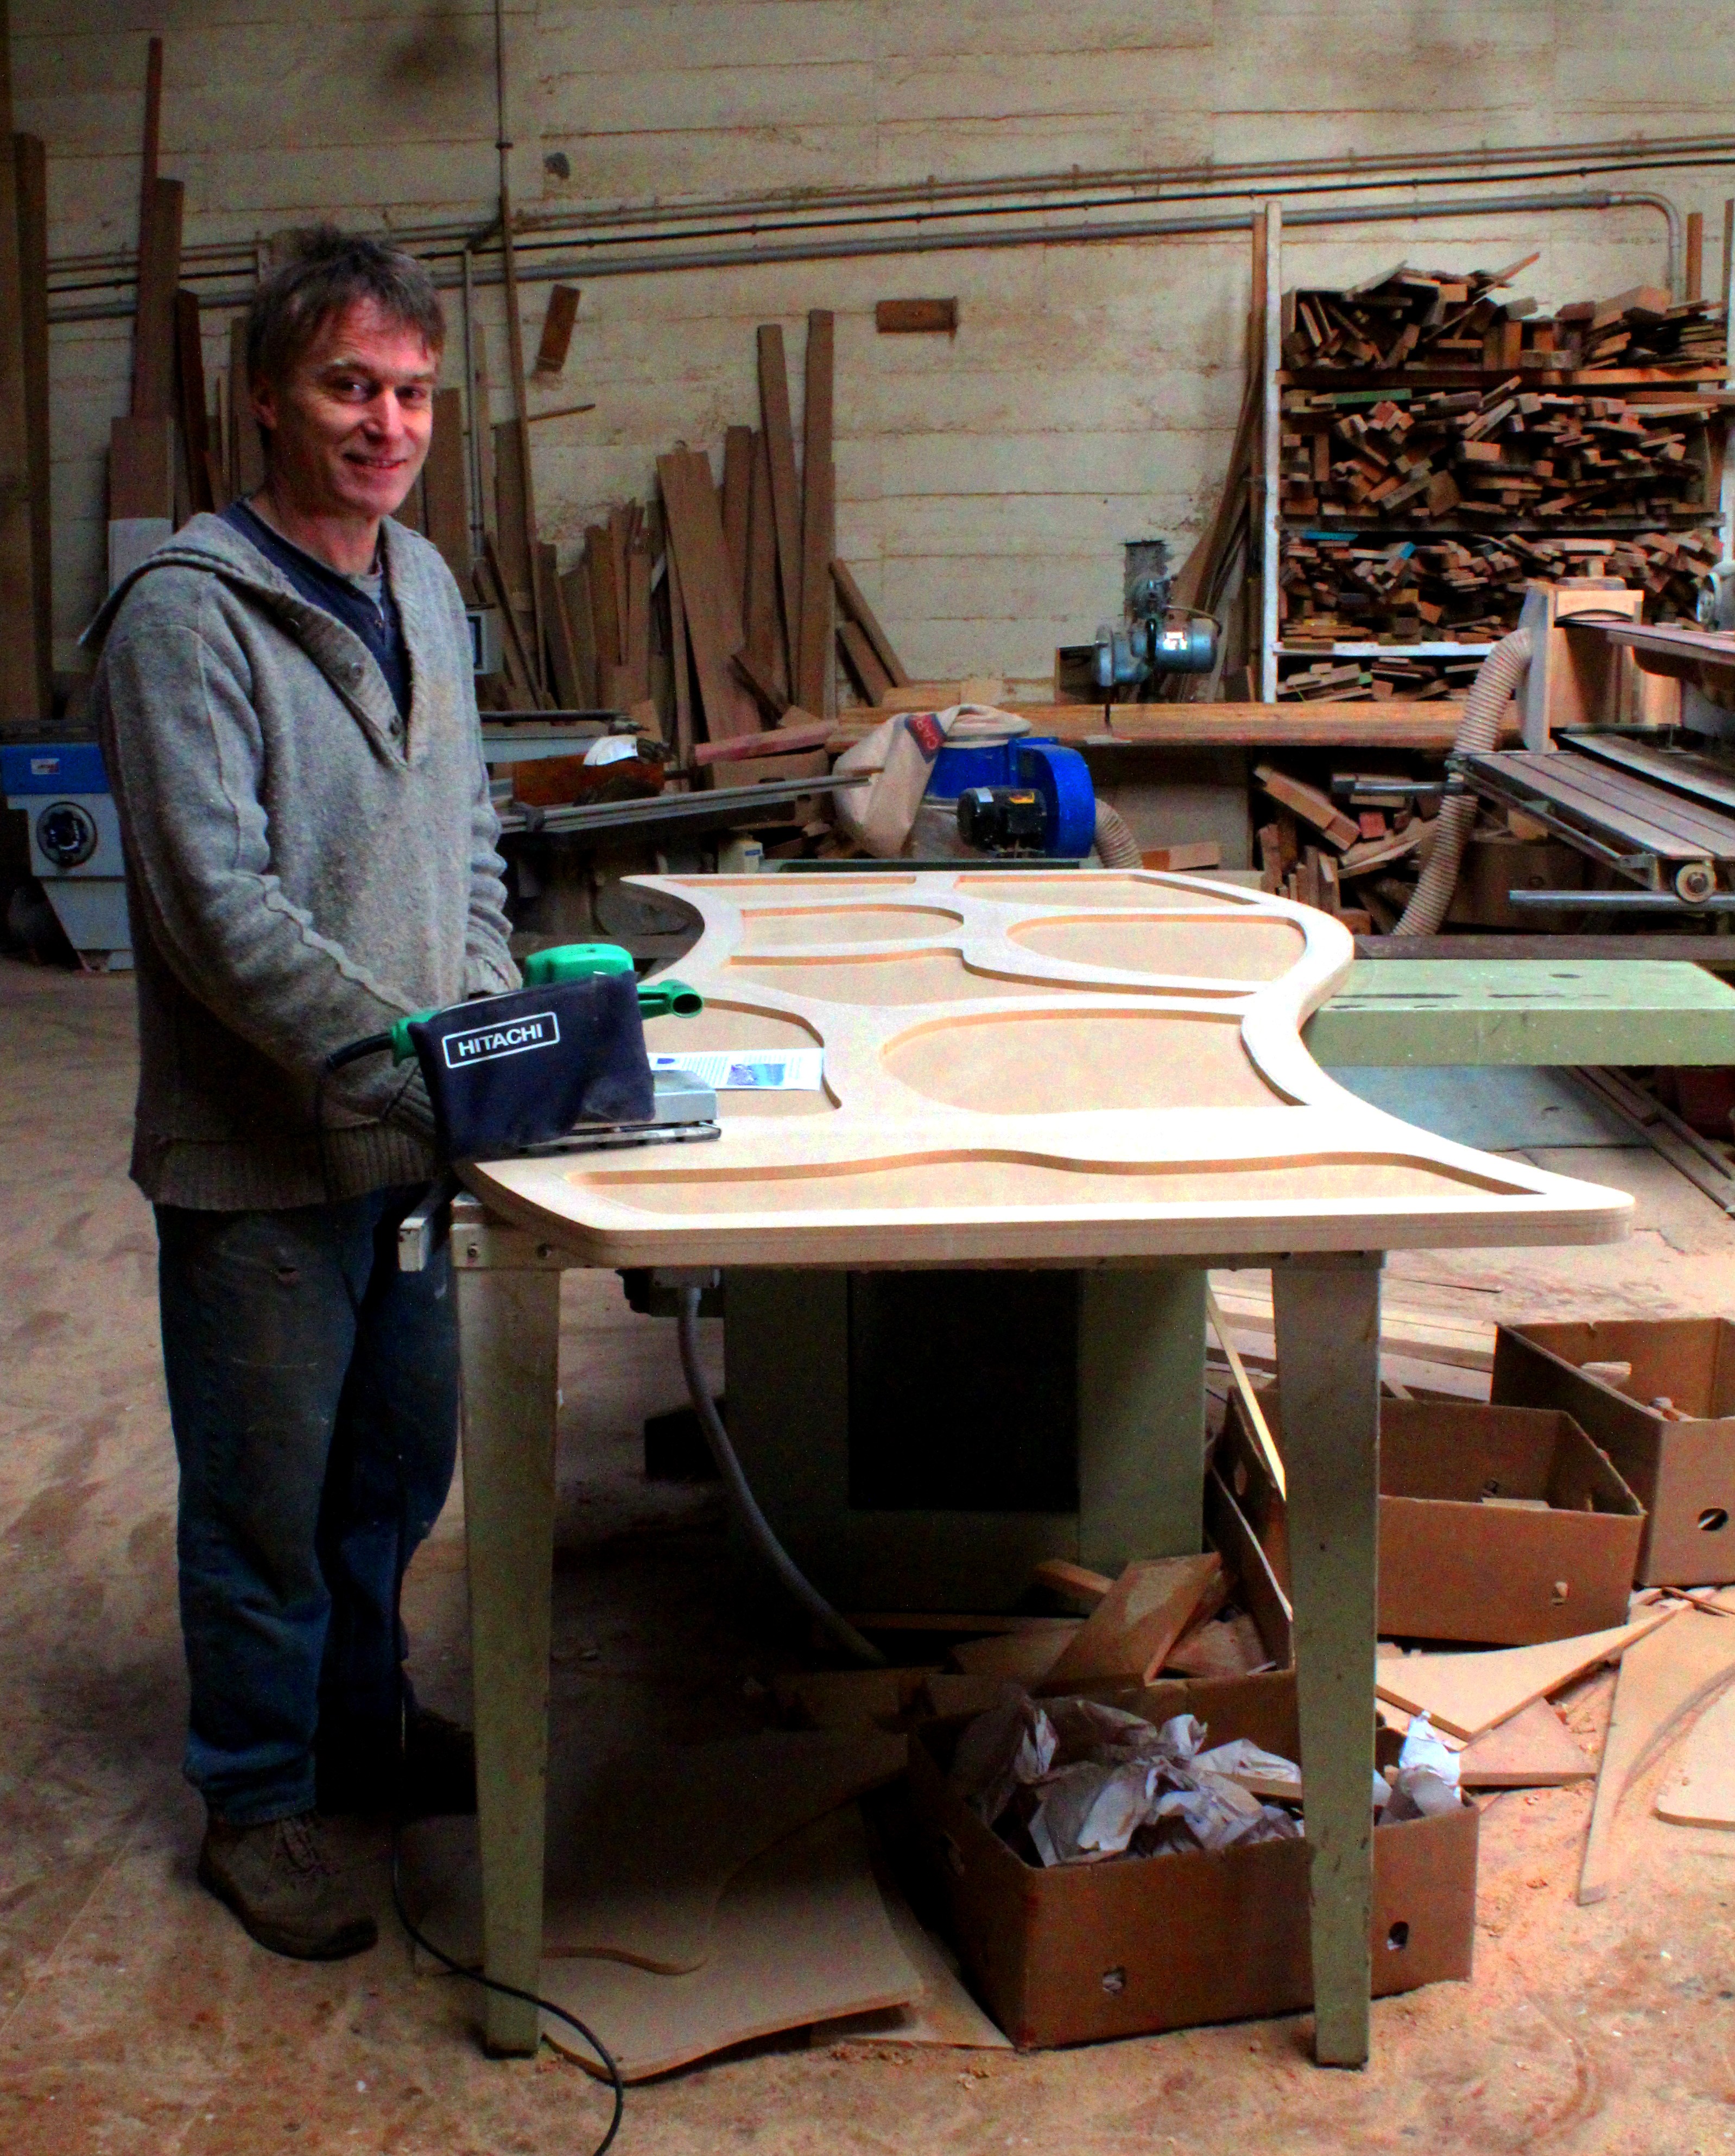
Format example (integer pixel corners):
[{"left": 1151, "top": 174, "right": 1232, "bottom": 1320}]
[{"left": 5, "top": 952, "right": 1735, "bottom": 2156}]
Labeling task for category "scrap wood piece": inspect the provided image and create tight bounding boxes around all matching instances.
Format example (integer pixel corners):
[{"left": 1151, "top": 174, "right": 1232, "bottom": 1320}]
[
  {"left": 694, "top": 719, "right": 829, "bottom": 768},
  {"left": 874, "top": 297, "right": 958, "bottom": 335},
  {"left": 1454, "top": 1698, "right": 1591, "bottom": 1789},
  {"left": 539, "top": 1808, "right": 920, "bottom": 2082},
  {"left": 1580, "top": 1594, "right": 1735, "bottom": 1900},
  {"left": 663, "top": 530, "right": 694, "bottom": 759},
  {"left": 830, "top": 557, "right": 910, "bottom": 688},
  {"left": 1041, "top": 1554, "right": 1223, "bottom": 1689},
  {"left": 1376, "top": 1607, "right": 1680, "bottom": 1746},
  {"left": 1032, "top": 1557, "right": 1114, "bottom": 1607},
  {"left": 533, "top": 282, "right": 580, "bottom": 377},
  {"left": 757, "top": 324, "right": 804, "bottom": 673},
  {"left": 1253, "top": 764, "right": 1359, "bottom": 849},
  {"left": 796, "top": 309, "right": 835, "bottom": 714},
  {"left": 1656, "top": 1682, "right": 1735, "bottom": 1827}
]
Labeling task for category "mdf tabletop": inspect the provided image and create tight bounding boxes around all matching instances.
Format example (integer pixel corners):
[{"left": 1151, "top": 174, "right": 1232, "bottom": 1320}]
[{"left": 451, "top": 870, "right": 1630, "bottom": 2065}]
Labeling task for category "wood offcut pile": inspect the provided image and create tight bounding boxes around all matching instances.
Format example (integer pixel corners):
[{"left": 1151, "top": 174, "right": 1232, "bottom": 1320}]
[
  {"left": 1252, "top": 760, "right": 1442, "bottom": 931},
  {"left": 1280, "top": 527, "right": 1721, "bottom": 679},
  {"left": 1281, "top": 259, "right": 1728, "bottom": 380},
  {"left": 1279, "top": 382, "right": 1717, "bottom": 528}
]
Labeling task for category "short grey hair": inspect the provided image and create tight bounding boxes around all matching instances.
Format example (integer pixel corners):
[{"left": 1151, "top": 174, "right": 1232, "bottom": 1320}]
[{"left": 245, "top": 224, "right": 445, "bottom": 392}]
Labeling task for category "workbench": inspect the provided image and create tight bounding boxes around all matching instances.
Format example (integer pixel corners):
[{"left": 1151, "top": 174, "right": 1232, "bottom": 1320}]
[{"left": 445, "top": 870, "right": 1632, "bottom": 2069}]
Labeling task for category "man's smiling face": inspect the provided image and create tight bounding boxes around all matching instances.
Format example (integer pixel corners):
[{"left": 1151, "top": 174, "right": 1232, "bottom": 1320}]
[{"left": 251, "top": 298, "right": 437, "bottom": 525}]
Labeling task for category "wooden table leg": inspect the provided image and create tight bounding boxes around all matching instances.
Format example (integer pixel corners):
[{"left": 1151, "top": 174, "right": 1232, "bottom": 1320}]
[
  {"left": 1271, "top": 1251, "right": 1382, "bottom": 2068},
  {"left": 453, "top": 1257, "right": 561, "bottom": 2055}
]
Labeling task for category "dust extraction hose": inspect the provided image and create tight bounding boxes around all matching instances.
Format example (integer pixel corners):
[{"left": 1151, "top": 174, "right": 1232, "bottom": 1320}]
[
  {"left": 676, "top": 1286, "right": 887, "bottom": 1667},
  {"left": 1393, "top": 625, "right": 1533, "bottom": 936},
  {"left": 1093, "top": 798, "right": 1144, "bottom": 868}
]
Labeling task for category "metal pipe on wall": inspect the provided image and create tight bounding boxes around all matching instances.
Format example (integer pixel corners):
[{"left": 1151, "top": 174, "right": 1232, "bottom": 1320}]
[
  {"left": 43, "top": 128, "right": 1734, "bottom": 313},
  {"left": 47, "top": 187, "right": 1685, "bottom": 324}
]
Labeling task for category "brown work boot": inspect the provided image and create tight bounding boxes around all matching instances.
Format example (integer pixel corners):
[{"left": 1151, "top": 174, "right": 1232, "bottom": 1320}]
[{"left": 198, "top": 1811, "right": 378, "bottom": 1961}]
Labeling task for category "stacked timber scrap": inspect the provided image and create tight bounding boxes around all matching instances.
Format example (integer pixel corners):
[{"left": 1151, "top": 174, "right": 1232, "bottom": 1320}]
[
  {"left": 1281, "top": 260, "right": 1728, "bottom": 382},
  {"left": 1278, "top": 382, "right": 1718, "bottom": 528},
  {"left": 1279, "top": 527, "right": 1721, "bottom": 667}
]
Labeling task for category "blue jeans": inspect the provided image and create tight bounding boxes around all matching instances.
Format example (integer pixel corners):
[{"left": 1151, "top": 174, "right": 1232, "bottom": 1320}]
[{"left": 156, "top": 1188, "right": 459, "bottom": 1824}]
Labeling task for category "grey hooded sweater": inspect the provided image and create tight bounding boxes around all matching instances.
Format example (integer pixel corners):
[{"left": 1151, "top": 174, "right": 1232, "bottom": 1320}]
[{"left": 88, "top": 510, "right": 518, "bottom": 1210}]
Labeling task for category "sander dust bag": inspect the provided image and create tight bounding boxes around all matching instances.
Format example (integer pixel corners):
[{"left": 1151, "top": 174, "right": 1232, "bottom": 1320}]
[{"left": 406, "top": 974, "right": 654, "bottom": 1161}]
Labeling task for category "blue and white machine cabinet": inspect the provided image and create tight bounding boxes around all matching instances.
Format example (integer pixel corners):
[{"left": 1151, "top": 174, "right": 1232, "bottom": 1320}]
[{"left": 2, "top": 741, "right": 134, "bottom": 969}]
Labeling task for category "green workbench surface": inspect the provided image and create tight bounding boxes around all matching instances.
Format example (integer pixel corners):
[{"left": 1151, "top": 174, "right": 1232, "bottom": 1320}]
[{"left": 1305, "top": 960, "right": 1735, "bottom": 1068}]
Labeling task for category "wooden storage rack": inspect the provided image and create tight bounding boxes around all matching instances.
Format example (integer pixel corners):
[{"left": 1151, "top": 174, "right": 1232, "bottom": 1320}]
[{"left": 1255, "top": 205, "right": 1735, "bottom": 703}]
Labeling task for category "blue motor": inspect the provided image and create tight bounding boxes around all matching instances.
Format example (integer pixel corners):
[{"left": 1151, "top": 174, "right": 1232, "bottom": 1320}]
[{"left": 929, "top": 734, "right": 1097, "bottom": 859}]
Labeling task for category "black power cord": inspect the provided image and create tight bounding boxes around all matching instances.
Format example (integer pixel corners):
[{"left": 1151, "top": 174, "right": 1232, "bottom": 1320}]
[{"left": 390, "top": 1834, "right": 625, "bottom": 2155}]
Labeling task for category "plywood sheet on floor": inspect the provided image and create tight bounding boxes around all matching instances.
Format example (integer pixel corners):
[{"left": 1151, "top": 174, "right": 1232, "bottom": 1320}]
[{"left": 538, "top": 1806, "right": 919, "bottom": 2081}]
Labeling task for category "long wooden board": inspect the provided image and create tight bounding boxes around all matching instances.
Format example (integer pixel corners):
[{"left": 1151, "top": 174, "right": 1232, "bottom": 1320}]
[
  {"left": 1580, "top": 1594, "right": 1735, "bottom": 1901},
  {"left": 744, "top": 423, "right": 786, "bottom": 690},
  {"left": 422, "top": 386, "right": 470, "bottom": 580},
  {"left": 657, "top": 447, "right": 759, "bottom": 740},
  {"left": 757, "top": 324, "right": 803, "bottom": 674},
  {"left": 14, "top": 130, "right": 49, "bottom": 715},
  {"left": 1375, "top": 1609, "right": 1678, "bottom": 1744},
  {"left": 796, "top": 311, "right": 835, "bottom": 714},
  {"left": 0, "top": 30, "right": 39, "bottom": 716}
]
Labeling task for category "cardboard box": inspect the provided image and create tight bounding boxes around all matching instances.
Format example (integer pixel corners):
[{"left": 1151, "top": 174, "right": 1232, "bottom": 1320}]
[
  {"left": 1221, "top": 1393, "right": 1644, "bottom": 1643},
  {"left": 1491, "top": 1320, "right": 1735, "bottom": 1586},
  {"left": 1379, "top": 1400, "right": 1644, "bottom": 1641},
  {"left": 910, "top": 1674, "right": 1477, "bottom": 2050}
]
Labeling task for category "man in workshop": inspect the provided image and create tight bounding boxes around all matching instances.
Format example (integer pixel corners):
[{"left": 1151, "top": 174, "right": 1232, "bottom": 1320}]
[{"left": 91, "top": 227, "right": 517, "bottom": 1962}]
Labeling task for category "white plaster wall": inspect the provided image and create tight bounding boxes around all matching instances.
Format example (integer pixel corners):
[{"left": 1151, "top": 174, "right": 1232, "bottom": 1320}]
[{"left": 15, "top": 1, "right": 1735, "bottom": 683}]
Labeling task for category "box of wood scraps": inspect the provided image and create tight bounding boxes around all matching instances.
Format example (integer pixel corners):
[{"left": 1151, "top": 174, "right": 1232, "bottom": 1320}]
[
  {"left": 1221, "top": 1391, "right": 1645, "bottom": 1643},
  {"left": 908, "top": 1672, "right": 1477, "bottom": 2050},
  {"left": 1491, "top": 1319, "right": 1735, "bottom": 1586}
]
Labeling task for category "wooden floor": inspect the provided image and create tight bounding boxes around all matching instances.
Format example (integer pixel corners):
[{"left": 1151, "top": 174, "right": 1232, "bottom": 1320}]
[{"left": 5, "top": 953, "right": 1735, "bottom": 2155}]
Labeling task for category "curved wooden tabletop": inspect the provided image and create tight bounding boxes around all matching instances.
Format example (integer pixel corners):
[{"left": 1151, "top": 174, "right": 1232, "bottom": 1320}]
[{"left": 463, "top": 869, "right": 1633, "bottom": 1267}]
